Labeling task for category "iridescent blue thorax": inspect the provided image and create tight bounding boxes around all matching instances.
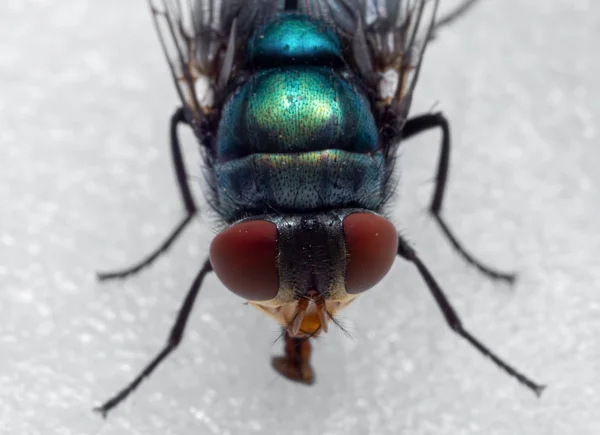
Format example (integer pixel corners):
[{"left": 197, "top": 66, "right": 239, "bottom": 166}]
[
  {"left": 214, "top": 14, "right": 386, "bottom": 221},
  {"left": 247, "top": 13, "right": 343, "bottom": 67}
]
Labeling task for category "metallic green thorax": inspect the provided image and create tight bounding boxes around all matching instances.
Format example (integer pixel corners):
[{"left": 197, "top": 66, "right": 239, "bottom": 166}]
[
  {"left": 217, "top": 67, "right": 378, "bottom": 158},
  {"left": 247, "top": 13, "right": 343, "bottom": 66},
  {"left": 215, "top": 14, "right": 385, "bottom": 221},
  {"left": 249, "top": 69, "right": 347, "bottom": 151}
]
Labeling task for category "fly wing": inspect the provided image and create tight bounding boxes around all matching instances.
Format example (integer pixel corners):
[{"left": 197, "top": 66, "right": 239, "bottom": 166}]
[
  {"left": 148, "top": 0, "right": 250, "bottom": 131},
  {"left": 302, "top": 0, "right": 439, "bottom": 118},
  {"left": 362, "top": 0, "right": 440, "bottom": 114},
  {"left": 150, "top": 0, "right": 470, "bottom": 146},
  {"left": 148, "top": 1, "right": 302, "bottom": 129}
]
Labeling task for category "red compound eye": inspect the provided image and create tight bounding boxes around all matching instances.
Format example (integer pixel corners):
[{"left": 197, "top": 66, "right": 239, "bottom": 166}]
[
  {"left": 210, "top": 220, "right": 279, "bottom": 301},
  {"left": 343, "top": 212, "right": 398, "bottom": 294}
]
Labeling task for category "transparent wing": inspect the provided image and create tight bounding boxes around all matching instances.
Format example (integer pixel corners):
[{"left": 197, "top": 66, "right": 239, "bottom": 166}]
[
  {"left": 149, "top": 0, "right": 477, "bottom": 132},
  {"left": 148, "top": 0, "right": 245, "bottom": 127},
  {"left": 296, "top": 0, "right": 477, "bottom": 115},
  {"left": 305, "top": 0, "right": 440, "bottom": 119},
  {"left": 149, "top": 0, "right": 302, "bottom": 125}
]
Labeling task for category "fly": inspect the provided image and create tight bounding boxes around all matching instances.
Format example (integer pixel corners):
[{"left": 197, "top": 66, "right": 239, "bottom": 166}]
[{"left": 95, "top": 0, "right": 545, "bottom": 417}]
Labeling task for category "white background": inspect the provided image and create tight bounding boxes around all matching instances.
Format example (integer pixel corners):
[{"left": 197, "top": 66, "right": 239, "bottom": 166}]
[{"left": 1, "top": 0, "right": 598, "bottom": 434}]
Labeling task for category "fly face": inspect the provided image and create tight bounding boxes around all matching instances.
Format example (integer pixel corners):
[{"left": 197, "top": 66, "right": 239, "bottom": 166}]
[
  {"left": 95, "top": 0, "right": 544, "bottom": 417},
  {"left": 210, "top": 211, "right": 398, "bottom": 338}
]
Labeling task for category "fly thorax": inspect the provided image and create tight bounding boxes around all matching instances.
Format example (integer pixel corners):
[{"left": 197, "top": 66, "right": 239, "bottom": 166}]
[{"left": 212, "top": 14, "right": 387, "bottom": 220}]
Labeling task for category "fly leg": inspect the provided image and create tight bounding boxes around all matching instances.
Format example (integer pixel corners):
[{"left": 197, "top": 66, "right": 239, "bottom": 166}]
[
  {"left": 98, "top": 106, "right": 197, "bottom": 280},
  {"left": 396, "top": 235, "right": 545, "bottom": 396},
  {"left": 402, "top": 112, "right": 515, "bottom": 283},
  {"left": 94, "top": 259, "right": 213, "bottom": 417},
  {"left": 272, "top": 333, "right": 315, "bottom": 385},
  {"left": 434, "top": 0, "right": 482, "bottom": 32}
]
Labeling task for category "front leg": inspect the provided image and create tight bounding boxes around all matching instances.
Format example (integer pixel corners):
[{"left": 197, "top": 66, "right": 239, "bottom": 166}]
[
  {"left": 95, "top": 259, "right": 213, "bottom": 417},
  {"left": 395, "top": 235, "right": 545, "bottom": 396}
]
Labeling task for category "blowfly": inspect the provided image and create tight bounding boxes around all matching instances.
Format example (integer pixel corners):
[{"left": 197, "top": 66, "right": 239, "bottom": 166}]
[{"left": 95, "top": 0, "right": 545, "bottom": 417}]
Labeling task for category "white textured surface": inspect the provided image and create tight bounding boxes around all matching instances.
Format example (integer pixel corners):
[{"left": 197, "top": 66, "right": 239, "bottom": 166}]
[{"left": 1, "top": 1, "right": 598, "bottom": 434}]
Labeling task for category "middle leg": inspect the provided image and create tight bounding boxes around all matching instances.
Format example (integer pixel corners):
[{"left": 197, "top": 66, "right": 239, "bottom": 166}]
[
  {"left": 97, "top": 106, "right": 198, "bottom": 281},
  {"left": 402, "top": 112, "right": 515, "bottom": 282}
]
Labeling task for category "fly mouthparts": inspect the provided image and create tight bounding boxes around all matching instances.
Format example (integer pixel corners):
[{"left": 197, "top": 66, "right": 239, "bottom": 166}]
[
  {"left": 290, "top": 300, "right": 307, "bottom": 336},
  {"left": 289, "top": 291, "right": 329, "bottom": 336},
  {"left": 316, "top": 297, "right": 329, "bottom": 334}
]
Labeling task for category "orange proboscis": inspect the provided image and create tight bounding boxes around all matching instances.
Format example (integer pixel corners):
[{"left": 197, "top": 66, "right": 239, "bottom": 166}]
[
  {"left": 272, "top": 334, "right": 314, "bottom": 385},
  {"left": 290, "top": 291, "right": 329, "bottom": 337}
]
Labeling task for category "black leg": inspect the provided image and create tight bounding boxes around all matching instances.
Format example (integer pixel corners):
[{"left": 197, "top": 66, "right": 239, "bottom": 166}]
[
  {"left": 97, "top": 107, "right": 198, "bottom": 280},
  {"left": 434, "top": 0, "right": 481, "bottom": 31},
  {"left": 396, "top": 235, "right": 545, "bottom": 396},
  {"left": 95, "top": 259, "right": 213, "bottom": 417},
  {"left": 402, "top": 112, "right": 515, "bottom": 283}
]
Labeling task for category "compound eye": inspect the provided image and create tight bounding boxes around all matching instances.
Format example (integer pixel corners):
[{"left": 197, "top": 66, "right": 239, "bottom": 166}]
[
  {"left": 209, "top": 220, "right": 279, "bottom": 301},
  {"left": 343, "top": 212, "right": 398, "bottom": 294}
]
